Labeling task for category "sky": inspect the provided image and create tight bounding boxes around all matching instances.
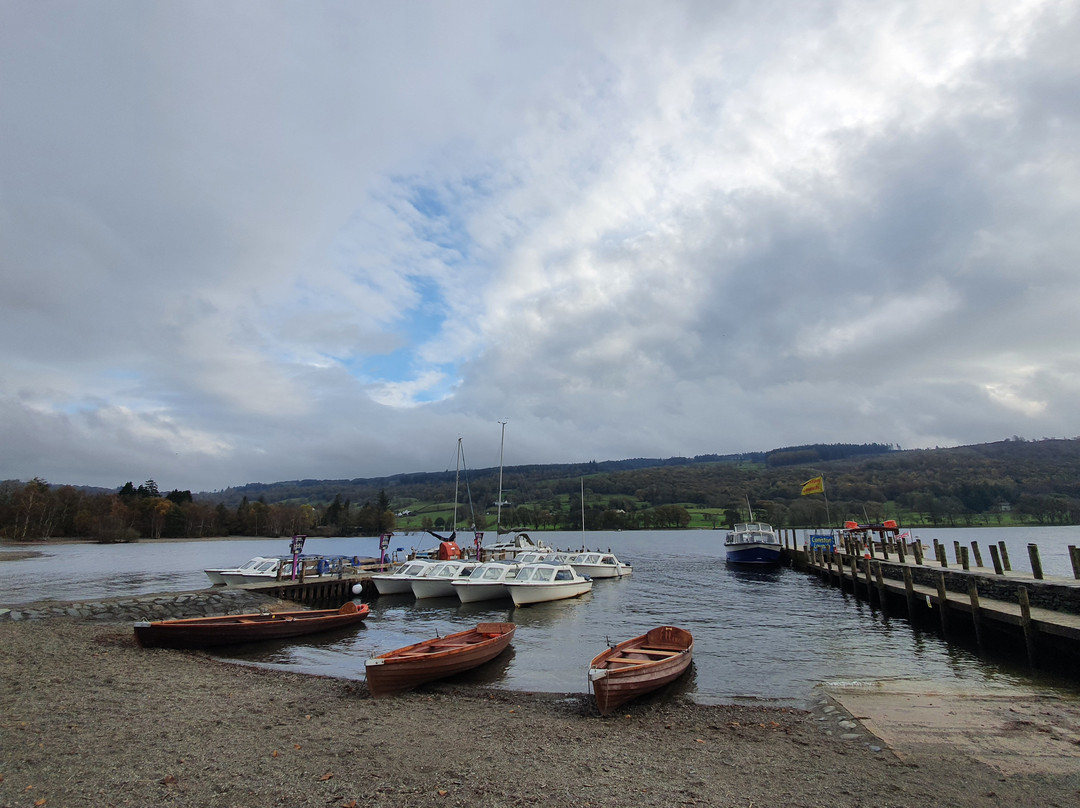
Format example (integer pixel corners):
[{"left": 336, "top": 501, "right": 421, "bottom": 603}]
[{"left": 2, "top": 1, "right": 1079, "bottom": 493}]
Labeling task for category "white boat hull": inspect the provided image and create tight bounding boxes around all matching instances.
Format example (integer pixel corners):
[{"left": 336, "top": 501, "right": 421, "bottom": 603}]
[
  {"left": 571, "top": 563, "right": 631, "bottom": 579},
  {"left": 411, "top": 578, "right": 460, "bottom": 599},
  {"left": 507, "top": 580, "right": 593, "bottom": 606},
  {"left": 372, "top": 576, "right": 419, "bottom": 595},
  {"left": 452, "top": 582, "right": 511, "bottom": 603}
]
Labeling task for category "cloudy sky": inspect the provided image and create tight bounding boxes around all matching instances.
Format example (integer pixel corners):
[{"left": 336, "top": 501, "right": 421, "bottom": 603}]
[{"left": 2, "top": 1, "right": 1078, "bottom": 493}]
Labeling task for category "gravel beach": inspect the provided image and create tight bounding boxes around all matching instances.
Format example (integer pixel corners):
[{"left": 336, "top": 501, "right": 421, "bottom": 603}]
[{"left": 3, "top": 617, "right": 1080, "bottom": 808}]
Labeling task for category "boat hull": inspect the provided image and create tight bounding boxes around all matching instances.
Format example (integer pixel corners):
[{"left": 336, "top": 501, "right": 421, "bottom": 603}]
[
  {"left": 588, "top": 625, "right": 693, "bottom": 715},
  {"left": 364, "top": 623, "right": 515, "bottom": 697},
  {"left": 410, "top": 578, "right": 460, "bottom": 599},
  {"left": 571, "top": 563, "right": 631, "bottom": 578},
  {"left": 507, "top": 580, "right": 593, "bottom": 606},
  {"left": 451, "top": 582, "right": 511, "bottom": 603},
  {"left": 134, "top": 602, "right": 370, "bottom": 649},
  {"left": 724, "top": 543, "right": 782, "bottom": 565}
]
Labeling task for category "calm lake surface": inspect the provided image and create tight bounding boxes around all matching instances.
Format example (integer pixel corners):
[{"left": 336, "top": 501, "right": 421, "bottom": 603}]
[{"left": 3, "top": 527, "right": 1079, "bottom": 707}]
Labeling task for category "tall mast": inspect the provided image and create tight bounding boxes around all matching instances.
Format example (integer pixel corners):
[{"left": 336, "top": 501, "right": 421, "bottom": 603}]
[
  {"left": 496, "top": 421, "right": 506, "bottom": 533},
  {"left": 453, "top": 437, "right": 462, "bottom": 532}
]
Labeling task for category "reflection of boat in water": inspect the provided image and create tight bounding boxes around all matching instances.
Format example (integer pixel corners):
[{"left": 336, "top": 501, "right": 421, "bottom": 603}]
[
  {"left": 588, "top": 625, "right": 694, "bottom": 715},
  {"left": 569, "top": 551, "right": 632, "bottom": 578},
  {"left": 724, "top": 521, "right": 782, "bottom": 565},
  {"left": 134, "top": 602, "right": 370, "bottom": 649},
  {"left": 364, "top": 622, "right": 516, "bottom": 697}
]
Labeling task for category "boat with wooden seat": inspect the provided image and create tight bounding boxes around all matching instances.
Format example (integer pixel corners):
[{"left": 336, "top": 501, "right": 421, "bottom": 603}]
[
  {"left": 364, "top": 622, "right": 516, "bottom": 698},
  {"left": 588, "top": 625, "right": 693, "bottom": 715},
  {"left": 134, "top": 601, "right": 370, "bottom": 649}
]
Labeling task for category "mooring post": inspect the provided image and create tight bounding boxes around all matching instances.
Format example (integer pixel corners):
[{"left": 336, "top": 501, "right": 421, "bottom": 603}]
[
  {"left": 903, "top": 566, "right": 916, "bottom": 619},
  {"left": 960, "top": 546, "right": 970, "bottom": 571},
  {"left": 881, "top": 538, "right": 889, "bottom": 561},
  {"left": 1018, "top": 586, "right": 1037, "bottom": 665},
  {"left": 937, "top": 544, "right": 949, "bottom": 569},
  {"left": 1070, "top": 546, "right": 1080, "bottom": 580},
  {"left": 998, "top": 541, "right": 1012, "bottom": 571},
  {"left": 968, "top": 580, "right": 983, "bottom": 648},
  {"left": 863, "top": 557, "right": 873, "bottom": 600},
  {"left": 953, "top": 540, "right": 962, "bottom": 566},
  {"left": 896, "top": 538, "right": 906, "bottom": 564},
  {"left": 935, "top": 572, "right": 950, "bottom": 638},
  {"left": 913, "top": 540, "right": 924, "bottom": 565},
  {"left": 971, "top": 541, "right": 983, "bottom": 568},
  {"left": 988, "top": 544, "right": 1004, "bottom": 575},
  {"left": 874, "top": 561, "right": 888, "bottom": 613},
  {"left": 1028, "top": 544, "right": 1044, "bottom": 580},
  {"left": 849, "top": 556, "right": 859, "bottom": 598}
]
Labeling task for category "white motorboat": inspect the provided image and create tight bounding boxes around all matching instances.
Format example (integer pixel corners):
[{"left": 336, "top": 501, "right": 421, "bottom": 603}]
[
  {"left": 505, "top": 562, "right": 593, "bottom": 606},
  {"left": 367, "top": 559, "right": 437, "bottom": 595},
  {"left": 410, "top": 560, "right": 480, "bottom": 599},
  {"left": 478, "top": 531, "right": 552, "bottom": 561},
  {"left": 215, "top": 555, "right": 358, "bottom": 586},
  {"left": 451, "top": 560, "right": 521, "bottom": 603},
  {"left": 569, "top": 551, "right": 632, "bottom": 578},
  {"left": 204, "top": 556, "right": 279, "bottom": 585}
]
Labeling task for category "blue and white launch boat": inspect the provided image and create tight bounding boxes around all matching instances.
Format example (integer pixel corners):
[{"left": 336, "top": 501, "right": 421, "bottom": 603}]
[{"left": 724, "top": 521, "right": 782, "bottom": 565}]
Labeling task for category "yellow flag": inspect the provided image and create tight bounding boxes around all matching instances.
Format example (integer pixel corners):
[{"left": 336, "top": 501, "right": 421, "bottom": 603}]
[{"left": 801, "top": 476, "right": 824, "bottom": 496}]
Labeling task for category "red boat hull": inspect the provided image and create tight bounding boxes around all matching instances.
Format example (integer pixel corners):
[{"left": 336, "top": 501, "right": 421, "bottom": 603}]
[
  {"left": 134, "top": 602, "right": 370, "bottom": 649},
  {"left": 365, "top": 622, "right": 515, "bottom": 697},
  {"left": 588, "top": 625, "right": 693, "bottom": 715}
]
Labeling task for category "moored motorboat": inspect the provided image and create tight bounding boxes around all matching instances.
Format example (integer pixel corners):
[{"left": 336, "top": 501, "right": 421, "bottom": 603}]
[
  {"left": 505, "top": 562, "right": 593, "bottom": 606},
  {"left": 364, "top": 622, "right": 516, "bottom": 697},
  {"left": 569, "top": 551, "right": 632, "bottom": 578},
  {"left": 134, "top": 601, "right": 370, "bottom": 649},
  {"left": 724, "top": 521, "right": 782, "bottom": 565},
  {"left": 367, "top": 559, "right": 437, "bottom": 595},
  {"left": 478, "top": 531, "right": 552, "bottom": 561},
  {"left": 214, "top": 554, "right": 370, "bottom": 586},
  {"left": 588, "top": 625, "right": 694, "bottom": 715},
  {"left": 410, "top": 560, "right": 480, "bottom": 599},
  {"left": 204, "top": 556, "right": 279, "bottom": 585},
  {"left": 450, "top": 560, "right": 520, "bottom": 603}
]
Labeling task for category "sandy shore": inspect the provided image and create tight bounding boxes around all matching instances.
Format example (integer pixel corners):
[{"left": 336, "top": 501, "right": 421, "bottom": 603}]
[{"left": 3, "top": 618, "right": 1080, "bottom": 807}]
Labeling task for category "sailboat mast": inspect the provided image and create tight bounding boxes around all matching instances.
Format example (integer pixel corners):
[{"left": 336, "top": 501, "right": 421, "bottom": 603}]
[
  {"left": 496, "top": 421, "right": 506, "bottom": 533},
  {"left": 453, "top": 438, "right": 462, "bottom": 532}
]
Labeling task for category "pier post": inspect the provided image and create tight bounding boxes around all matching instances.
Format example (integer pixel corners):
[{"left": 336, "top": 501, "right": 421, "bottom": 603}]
[
  {"left": 935, "top": 572, "right": 950, "bottom": 638},
  {"left": 849, "top": 556, "right": 859, "bottom": 598},
  {"left": 1018, "top": 587, "right": 1037, "bottom": 665},
  {"left": 932, "top": 538, "right": 940, "bottom": 560},
  {"left": 913, "top": 541, "right": 923, "bottom": 565},
  {"left": 873, "top": 562, "right": 888, "bottom": 614},
  {"left": 953, "top": 540, "right": 962, "bottom": 566},
  {"left": 988, "top": 544, "right": 1004, "bottom": 575},
  {"left": 968, "top": 581, "right": 983, "bottom": 648},
  {"left": 863, "top": 557, "right": 873, "bottom": 600},
  {"left": 960, "top": 546, "right": 970, "bottom": 571},
  {"left": 903, "top": 566, "right": 916, "bottom": 619},
  {"left": 1070, "top": 546, "right": 1080, "bottom": 580},
  {"left": 1027, "top": 544, "right": 1044, "bottom": 581},
  {"left": 896, "top": 539, "right": 906, "bottom": 564},
  {"left": 998, "top": 541, "right": 1012, "bottom": 571},
  {"left": 971, "top": 541, "right": 983, "bottom": 568},
  {"left": 936, "top": 544, "right": 949, "bottom": 569}
]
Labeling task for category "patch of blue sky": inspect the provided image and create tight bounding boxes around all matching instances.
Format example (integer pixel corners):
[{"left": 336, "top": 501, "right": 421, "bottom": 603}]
[{"left": 402, "top": 175, "right": 490, "bottom": 263}]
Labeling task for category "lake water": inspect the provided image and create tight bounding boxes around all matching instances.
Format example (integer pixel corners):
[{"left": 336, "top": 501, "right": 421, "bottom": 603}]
[{"left": 3, "top": 527, "right": 1079, "bottom": 707}]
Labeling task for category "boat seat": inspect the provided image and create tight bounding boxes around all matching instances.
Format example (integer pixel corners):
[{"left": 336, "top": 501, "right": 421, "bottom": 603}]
[
  {"left": 607, "top": 656, "right": 652, "bottom": 664},
  {"left": 637, "top": 648, "right": 682, "bottom": 656}
]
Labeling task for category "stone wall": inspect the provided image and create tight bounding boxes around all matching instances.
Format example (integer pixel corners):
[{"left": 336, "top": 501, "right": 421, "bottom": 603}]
[{"left": 0, "top": 589, "right": 298, "bottom": 623}]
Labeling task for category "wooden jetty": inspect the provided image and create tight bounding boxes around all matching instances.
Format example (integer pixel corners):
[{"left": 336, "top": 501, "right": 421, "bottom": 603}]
[
  {"left": 786, "top": 533, "right": 1080, "bottom": 671},
  {"left": 239, "top": 572, "right": 378, "bottom": 607}
]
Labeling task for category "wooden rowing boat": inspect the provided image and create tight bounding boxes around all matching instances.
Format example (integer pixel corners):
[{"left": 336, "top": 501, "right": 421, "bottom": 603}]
[
  {"left": 134, "top": 601, "right": 370, "bottom": 649},
  {"left": 364, "top": 622, "right": 516, "bottom": 698},
  {"left": 588, "top": 625, "right": 693, "bottom": 715}
]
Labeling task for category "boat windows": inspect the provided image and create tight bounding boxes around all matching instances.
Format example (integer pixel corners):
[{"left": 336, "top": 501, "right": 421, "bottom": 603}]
[{"left": 555, "top": 569, "right": 574, "bottom": 581}]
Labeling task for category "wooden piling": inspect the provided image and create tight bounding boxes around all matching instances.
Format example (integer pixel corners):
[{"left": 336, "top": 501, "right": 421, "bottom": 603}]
[
  {"left": 998, "top": 541, "right": 1012, "bottom": 571},
  {"left": 937, "top": 544, "right": 949, "bottom": 569},
  {"left": 1018, "top": 586, "right": 1037, "bottom": 665},
  {"left": 1028, "top": 543, "right": 1044, "bottom": 580},
  {"left": 968, "top": 580, "right": 983, "bottom": 648},
  {"left": 988, "top": 544, "right": 1004, "bottom": 575},
  {"left": 863, "top": 557, "right": 873, "bottom": 600},
  {"left": 960, "top": 546, "right": 970, "bottom": 571},
  {"left": 971, "top": 541, "right": 983, "bottom": 568},
  {"left": 913, "top": 541, "right": 923, "bottom": 565},
  {"left": 935, "top": 572, "right": 950, "bottom": 638},
  {"left": 896, "top": 538, "right": 906, "bottom": 564},
  {"left": 1070, "top": 545, "right": 1080, "bottom": 580},
  {"left": 953, "top": 540, "right": 962, "bottom": 566},
  {"left": 849, "top": 556, "right": 859, "bottom": 598},
  {"left": 874, "top": 561, "right": 888, "bottom": 614},
  {"left": 903, "top": 566, "right": 916, "bottom": 619}
]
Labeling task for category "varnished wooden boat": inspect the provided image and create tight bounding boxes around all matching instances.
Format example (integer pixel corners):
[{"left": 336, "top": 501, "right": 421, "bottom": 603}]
[
  {"left": 364, "top": 622, "right": 515, "bottom": 697},
  {"left": 134, "top": 601, "right": 370, "bottom": 649},
  {"left": 588, "top": 625, "right": 693, "bottom": 715}
]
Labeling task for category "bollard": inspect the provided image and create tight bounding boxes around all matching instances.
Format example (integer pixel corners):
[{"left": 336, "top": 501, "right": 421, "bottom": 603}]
[
  {"left": 1071, "top": 546, "right": 1080, "bottom": 580},
  {"left": 937, "top": 544, "right": 949, "bottom": 569},
  {"left": 998, "top": 541, "right": 1012, "bottom": 571},
  {"left": 960, "top": 546, "right": 970, "bottom": 571},
  {"left": 1028, "top": 543, "right": 1044, "bottom": 580},
  {"left": 988, "top": 544, "right": 1004, "bottom": 575},
  {"left": 971, "top": 541, "right": 983, "bottom": 568}
]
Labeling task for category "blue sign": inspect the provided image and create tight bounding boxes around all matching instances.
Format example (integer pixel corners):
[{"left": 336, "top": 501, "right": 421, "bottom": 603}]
[{"left": 809, "top": 534, "right": 834, "bottom": 552}]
